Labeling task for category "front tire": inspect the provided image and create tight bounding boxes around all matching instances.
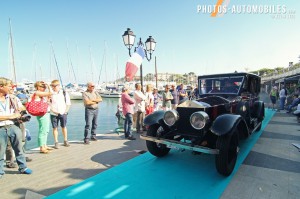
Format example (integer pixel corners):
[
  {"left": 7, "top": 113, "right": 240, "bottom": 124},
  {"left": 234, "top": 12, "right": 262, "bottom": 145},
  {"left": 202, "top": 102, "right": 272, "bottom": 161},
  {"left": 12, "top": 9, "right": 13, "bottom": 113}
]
[
  {"left": 255, "top": 105, "right": 265, "bottom": 132},
  {"left": 215, "top": 130, "right": 239, "bottom": 176},
  {"left": 146, "top": 124, "right": 170, "bottom": 157}
]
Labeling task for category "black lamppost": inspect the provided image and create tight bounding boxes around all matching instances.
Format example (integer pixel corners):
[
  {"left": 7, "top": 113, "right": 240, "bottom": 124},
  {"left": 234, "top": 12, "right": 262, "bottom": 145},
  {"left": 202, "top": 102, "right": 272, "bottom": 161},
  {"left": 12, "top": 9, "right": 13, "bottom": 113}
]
[{"left": 122, "top": 28, "right": 156, "bottom": 91}]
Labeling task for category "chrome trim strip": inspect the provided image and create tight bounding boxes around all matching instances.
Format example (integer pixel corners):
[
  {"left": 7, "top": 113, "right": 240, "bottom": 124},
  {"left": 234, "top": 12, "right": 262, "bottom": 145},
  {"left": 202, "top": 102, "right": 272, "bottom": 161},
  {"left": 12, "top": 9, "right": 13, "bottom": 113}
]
[
  {"left": 140, "top": 135, "right": 219, "bottom": 155},
  {"left": 251, "top": 121, "right": 262, "bottom": 133}
]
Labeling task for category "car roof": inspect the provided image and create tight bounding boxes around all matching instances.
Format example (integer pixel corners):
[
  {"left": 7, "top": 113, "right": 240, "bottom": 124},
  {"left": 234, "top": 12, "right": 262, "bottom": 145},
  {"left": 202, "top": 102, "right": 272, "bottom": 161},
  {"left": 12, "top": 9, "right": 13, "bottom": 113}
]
[{"left": 198, "top": 72, "right": 260, "bottom": 79}]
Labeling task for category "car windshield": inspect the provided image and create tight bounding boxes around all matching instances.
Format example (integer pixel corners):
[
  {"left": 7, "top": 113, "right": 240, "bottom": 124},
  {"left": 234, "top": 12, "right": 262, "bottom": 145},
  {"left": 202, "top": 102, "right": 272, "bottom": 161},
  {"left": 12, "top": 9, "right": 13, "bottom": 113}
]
[{"left": 199, "top": 76, "right": 244, "bottom": 94}]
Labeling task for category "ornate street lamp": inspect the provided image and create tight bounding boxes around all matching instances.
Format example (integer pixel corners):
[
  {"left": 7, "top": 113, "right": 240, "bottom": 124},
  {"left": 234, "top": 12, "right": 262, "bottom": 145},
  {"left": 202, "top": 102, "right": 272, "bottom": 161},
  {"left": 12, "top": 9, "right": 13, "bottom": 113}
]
[
  {"left": 122, "top": 28, "right": 136, "bottom": 56},
  {"left": 122, "top": 28, "right": 156, "bottom": 91}
]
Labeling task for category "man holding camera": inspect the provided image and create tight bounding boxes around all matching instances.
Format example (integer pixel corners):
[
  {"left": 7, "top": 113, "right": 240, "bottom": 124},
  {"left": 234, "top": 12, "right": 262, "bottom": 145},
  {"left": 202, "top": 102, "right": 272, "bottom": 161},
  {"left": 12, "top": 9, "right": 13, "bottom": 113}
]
[
  {"left": 49, "top": 80, "right": 71, "bottom": 149},
  {"left": 0, "top": 77, "right": 32, "bottom": 178},
  {"left": 6, "top": 87, "right": 32, "bottom": 168}
]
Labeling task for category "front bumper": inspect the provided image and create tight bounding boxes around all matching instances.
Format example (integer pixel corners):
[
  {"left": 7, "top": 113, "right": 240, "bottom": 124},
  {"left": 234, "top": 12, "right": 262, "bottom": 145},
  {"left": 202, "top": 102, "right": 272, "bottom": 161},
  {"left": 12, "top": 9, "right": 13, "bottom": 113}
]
[{"left": 140, "top": 135, "right": 219, "bottom": 155}]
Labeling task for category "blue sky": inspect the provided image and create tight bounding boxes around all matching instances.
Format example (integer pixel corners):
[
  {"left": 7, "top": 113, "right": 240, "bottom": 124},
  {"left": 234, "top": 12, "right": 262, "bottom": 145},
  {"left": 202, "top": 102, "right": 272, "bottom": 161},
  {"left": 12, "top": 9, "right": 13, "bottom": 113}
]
[{"left": 1, "top": 0, "right": 299, "bottom": 84}]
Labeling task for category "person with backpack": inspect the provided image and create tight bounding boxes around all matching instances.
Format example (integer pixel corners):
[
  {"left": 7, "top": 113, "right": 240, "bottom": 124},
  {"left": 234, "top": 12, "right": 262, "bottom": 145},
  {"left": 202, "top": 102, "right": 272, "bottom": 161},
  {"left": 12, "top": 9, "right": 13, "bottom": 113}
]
[
  {"left": 49, "top": 80, "right": 71, "bottom": 149},
  {"left": 279, "top": 85, "right": 287, "bottom": 111}
]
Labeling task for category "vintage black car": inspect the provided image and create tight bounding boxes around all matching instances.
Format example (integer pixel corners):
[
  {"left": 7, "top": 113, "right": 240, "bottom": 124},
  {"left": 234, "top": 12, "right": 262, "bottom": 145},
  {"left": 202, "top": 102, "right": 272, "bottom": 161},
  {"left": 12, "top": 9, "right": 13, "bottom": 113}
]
[{"left": 140, "top": 72, "right": 265, "bottom": 176}]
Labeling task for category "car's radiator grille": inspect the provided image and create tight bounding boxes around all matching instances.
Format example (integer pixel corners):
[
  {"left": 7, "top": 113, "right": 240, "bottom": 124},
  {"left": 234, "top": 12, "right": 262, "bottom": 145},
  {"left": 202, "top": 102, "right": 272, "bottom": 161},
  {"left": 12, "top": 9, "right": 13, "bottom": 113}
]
[{"left": 176, "top": 107, "right": 204, "bottom": 135}]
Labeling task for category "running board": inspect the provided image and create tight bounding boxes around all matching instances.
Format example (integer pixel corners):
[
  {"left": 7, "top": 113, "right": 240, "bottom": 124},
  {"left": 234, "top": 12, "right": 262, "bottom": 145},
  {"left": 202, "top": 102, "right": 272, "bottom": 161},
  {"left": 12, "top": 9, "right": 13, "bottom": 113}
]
[{"left": 140, "top": 135, "right": 219, "bottom": 155}]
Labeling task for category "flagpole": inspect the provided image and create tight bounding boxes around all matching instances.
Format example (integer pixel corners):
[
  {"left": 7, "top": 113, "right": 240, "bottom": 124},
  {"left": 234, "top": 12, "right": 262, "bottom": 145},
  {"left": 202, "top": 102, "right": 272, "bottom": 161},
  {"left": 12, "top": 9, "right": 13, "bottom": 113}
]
[
  {"left": 155, "top": 56, "right": 158, "bottom": 89},
  {"left": 140, "top": 64, "right": 143, "bottom": 92}
]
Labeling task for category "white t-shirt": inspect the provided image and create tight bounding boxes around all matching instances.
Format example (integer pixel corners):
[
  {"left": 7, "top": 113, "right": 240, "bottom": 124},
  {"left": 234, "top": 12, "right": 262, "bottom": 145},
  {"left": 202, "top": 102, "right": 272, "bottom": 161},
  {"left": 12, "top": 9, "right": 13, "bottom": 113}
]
[
  {"left": 49, "top": 90, "right": 71, "bottom": 115},
  {"left": 279, "top": 88, "right": 286, "bottom": 98},
  {"left": 0, "top": 95, "right": 14, "bottom": 126},
  {"left": 134, "top": 90, "right": 146, "bottom": 112},
  {"left": 145, "top": 92, "right": 154, "bottom": 107}
]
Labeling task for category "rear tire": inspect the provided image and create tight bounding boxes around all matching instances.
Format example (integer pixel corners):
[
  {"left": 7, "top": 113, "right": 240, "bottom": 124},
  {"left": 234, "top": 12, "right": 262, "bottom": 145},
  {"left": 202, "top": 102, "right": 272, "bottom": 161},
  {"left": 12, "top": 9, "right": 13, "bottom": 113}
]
[
  {"left": 146, "top": 124, "right": 171, "bottom": 157},
  {"left": 215, "top": 130, "right": 239, "bottom": 176}
]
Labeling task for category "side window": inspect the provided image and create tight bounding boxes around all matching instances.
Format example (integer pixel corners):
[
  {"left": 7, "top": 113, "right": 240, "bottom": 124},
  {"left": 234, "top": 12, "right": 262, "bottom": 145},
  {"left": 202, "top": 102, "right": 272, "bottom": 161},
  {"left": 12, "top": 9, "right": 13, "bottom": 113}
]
[{"left": 242, "top": 76, "right": 248, "bottom": 92}]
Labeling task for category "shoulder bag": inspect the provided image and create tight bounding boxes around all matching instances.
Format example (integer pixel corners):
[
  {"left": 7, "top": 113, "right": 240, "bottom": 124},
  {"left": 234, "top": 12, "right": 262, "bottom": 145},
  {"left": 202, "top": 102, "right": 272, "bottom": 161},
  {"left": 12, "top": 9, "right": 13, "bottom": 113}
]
[{"left": 26, "top": 93, "right": 48, "bottom": 116}]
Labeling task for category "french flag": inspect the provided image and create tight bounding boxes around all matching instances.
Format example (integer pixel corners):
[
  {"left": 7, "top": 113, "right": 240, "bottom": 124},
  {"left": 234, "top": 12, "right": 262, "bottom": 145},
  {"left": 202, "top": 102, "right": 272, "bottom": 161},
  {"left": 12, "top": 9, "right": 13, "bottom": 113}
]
[{"left": 125, "top": 45, "right": 145, "bottom": 81}]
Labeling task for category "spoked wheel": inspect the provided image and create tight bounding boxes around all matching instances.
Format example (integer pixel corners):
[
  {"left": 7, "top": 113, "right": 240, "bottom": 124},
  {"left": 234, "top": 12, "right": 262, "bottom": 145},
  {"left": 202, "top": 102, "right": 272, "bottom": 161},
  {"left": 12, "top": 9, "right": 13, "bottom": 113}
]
[
  {"left": 215, "top": 130, "right": 239, "bottom": 176},
  {"left": 146, "top": 124, "right": 171, "bottom": 157}
]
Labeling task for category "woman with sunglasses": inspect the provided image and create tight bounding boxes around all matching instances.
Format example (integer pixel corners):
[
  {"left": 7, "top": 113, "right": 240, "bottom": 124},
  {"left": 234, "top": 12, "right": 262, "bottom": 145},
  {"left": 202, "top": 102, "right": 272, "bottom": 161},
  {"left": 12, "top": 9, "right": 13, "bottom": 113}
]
[{"left": 33, "top": 81, "right": 52, "bottom": 153}]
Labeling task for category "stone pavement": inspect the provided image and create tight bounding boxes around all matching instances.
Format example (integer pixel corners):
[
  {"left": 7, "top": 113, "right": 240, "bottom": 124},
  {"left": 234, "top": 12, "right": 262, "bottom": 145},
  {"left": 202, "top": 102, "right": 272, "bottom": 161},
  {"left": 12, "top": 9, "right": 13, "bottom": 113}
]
[{"left": 222, "top": 110, "right": 300, "bottom": 199}]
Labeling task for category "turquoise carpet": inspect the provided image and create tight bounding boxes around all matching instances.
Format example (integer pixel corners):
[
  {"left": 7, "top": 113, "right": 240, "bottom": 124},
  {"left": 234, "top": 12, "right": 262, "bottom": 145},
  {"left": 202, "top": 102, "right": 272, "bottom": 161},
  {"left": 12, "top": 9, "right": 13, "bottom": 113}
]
[{"left": 47, "top": 109, "right": 275, "bottom": 199}]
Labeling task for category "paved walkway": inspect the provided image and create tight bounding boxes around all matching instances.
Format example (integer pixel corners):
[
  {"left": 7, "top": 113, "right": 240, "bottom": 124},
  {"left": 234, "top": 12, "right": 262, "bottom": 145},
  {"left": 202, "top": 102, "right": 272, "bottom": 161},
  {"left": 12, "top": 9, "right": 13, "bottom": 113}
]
[
  {"left": 222, "top": 110, "right": 300, "bottom": 199},
  {"left": 0, "top": 110, "right": 299, "bottom": 199},
  {"left": 0, "top": 132, "right": 147, "bottom": 199}
]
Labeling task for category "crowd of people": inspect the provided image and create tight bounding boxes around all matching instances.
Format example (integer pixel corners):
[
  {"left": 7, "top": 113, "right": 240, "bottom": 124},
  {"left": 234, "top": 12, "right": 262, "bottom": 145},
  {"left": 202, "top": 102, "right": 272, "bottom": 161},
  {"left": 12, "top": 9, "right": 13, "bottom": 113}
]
[
  {"left": 268, "top": 84, "right": 300, "bottom": 121},
  {"left": 0, "top": 77, "right": 75, "bottom": 178},
  {"left": 118, "top": 83, "right": 199, "bottom": 140},
  {"left": 0, "top": 76, "right": 199, "bottom": 178}
]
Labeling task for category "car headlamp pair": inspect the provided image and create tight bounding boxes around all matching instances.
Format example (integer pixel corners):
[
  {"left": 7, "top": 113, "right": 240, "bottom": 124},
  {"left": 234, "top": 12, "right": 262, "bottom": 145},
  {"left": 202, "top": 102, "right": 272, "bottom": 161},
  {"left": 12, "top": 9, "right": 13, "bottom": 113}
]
[{"left": 163, "top": 110, "right": 209, "bottom": 130}]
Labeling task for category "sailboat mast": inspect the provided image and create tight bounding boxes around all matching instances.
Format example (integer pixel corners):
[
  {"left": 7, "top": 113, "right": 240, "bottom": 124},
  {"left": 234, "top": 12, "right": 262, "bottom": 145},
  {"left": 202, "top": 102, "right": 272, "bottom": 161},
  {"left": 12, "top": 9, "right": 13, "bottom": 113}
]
[
  {"left": 89, "top": 46, "right": 95, "bottom": 82},
  {"left": 66, "top": 42, "right": 77, "bottom": 83},
  {"left": 97, "top": 43, "right": 106, "bottom": 85},
  {"left": 9, "top": 18, "right": 17, "bottom": 83}
]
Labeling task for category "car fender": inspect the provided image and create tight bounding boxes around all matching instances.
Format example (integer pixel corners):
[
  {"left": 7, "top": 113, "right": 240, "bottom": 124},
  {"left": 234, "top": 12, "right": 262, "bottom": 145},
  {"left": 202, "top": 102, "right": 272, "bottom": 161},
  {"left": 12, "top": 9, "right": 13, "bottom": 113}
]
[
  {"left": 144, "top": 110, "right": 165, "bottom": 126},
  {"left": 210, "top": 114, "right": 249, "bottom": 138}
]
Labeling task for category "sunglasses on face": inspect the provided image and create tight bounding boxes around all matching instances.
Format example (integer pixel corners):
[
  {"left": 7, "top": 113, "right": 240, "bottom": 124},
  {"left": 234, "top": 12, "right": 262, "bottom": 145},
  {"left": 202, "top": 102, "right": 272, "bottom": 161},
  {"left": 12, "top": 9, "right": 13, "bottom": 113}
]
[
  {"left": 89, "top": 85, "right": 95, "bottom": 88},
  {"left": 51, "top": 84, "right": 59, "bottom": 87}
]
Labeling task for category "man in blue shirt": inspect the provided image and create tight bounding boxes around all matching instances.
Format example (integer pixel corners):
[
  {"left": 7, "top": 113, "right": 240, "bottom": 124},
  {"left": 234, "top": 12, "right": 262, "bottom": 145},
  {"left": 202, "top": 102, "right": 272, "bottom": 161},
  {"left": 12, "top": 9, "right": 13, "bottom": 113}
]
[{"left": 178, "top": 84, "right": 188, "bottom": 103}]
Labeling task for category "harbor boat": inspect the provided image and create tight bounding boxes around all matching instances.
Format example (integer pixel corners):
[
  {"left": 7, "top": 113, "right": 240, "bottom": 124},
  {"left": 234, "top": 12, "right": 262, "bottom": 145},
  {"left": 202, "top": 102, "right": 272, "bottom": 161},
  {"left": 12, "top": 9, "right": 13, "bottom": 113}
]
[
  {"left": 65, "top": 83, "right": 86, "bottom": 100},
  {"left": 99, "top": 90, "right": 122, "bottom": 98},
  {"left": 68, "top": 89, "right": 83, "bottom": 100},
  {"left": 99, "top": 85, "right": 122, "bottom": 98}
]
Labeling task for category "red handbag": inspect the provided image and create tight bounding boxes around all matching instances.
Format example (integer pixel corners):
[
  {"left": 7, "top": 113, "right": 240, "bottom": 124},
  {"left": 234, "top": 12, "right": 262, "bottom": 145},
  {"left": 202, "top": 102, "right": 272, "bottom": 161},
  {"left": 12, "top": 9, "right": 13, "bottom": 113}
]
[{"left": 25, "top": 93, "right": 48, "bottom": 116}]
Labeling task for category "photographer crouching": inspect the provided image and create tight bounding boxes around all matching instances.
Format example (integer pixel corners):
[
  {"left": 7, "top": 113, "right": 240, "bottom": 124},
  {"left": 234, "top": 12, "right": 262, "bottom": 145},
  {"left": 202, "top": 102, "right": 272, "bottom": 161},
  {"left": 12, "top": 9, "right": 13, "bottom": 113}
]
[{"left": 0, "top": 77, "right": 32, "bottom": 179}]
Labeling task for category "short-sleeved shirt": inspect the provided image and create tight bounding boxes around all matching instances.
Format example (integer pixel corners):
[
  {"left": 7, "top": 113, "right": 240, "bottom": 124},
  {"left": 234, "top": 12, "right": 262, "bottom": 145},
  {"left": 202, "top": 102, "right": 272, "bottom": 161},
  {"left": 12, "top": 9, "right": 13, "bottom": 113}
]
[
  {"left": 178, "top": 88, "right": 187, "bottom": 101},
  {"left": 50, "top": 90, "right": 71, "bottom": 115},
  {"left": 162, "top": 91, "right": 173, "bottom": 108},
  {"left": 83, "top": 91, "right": 101, "bottom": 109},
  {"left": 171, "top": 89, "right": 179, "bottom": 105},
  {"left": 0, "top": 95, "right": 15, "bottom": 126}
]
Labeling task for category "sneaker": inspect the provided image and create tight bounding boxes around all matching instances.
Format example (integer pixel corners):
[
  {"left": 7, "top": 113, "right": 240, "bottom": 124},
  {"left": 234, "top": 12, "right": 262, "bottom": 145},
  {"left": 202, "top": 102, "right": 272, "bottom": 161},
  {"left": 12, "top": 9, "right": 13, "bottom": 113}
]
[
  {"left": 91, "top": 136, "right": 98, "bottom": 141},
  {"left": 20, "top": 168, "right": 32, "bottom": 174},
  {"left": 84, "top": 139, "right": 90, "bottom": 145},
  {"left": 26, "top": 157, "right": 32, "bottom": 162},
  {"left": 54, "top": 142, "right": 59, "bottom": 149},
  {"left": 6, "top": 162, "right": 17, "bottom": 168},
  {"left": 127, "top": 136, "right": 136, "bottom": 140},
  {"left": 64, "top": 140, "right": 70, "bottom": 147}
]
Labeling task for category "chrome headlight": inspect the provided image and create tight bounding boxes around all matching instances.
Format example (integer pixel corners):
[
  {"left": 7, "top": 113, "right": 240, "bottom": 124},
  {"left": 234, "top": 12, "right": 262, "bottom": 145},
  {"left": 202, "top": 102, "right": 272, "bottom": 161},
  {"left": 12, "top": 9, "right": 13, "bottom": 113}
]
[
  {"left": 163, "top": 110, "right": 179, "bottom": 126},
  {"left": 190, "top": 111, "right": 209, "bottom": 130}
]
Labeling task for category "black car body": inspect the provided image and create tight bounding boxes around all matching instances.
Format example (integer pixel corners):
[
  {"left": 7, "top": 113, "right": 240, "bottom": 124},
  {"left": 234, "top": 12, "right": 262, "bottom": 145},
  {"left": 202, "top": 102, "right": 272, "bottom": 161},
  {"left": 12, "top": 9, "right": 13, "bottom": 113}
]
[{"left": 140, "top": 72, "right": 265, "bottom": 176}]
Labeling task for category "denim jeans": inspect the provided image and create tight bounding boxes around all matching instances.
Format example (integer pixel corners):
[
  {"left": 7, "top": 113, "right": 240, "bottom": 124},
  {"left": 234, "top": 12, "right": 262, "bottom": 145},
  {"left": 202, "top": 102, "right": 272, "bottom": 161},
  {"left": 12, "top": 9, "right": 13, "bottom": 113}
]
[
  {"left": 0, "top": 125, "right": 27, "bottom": 175},
  {"left": 124, "top": 113, "right": 133, "bottom": 137},
  {"left": 84, "top": 108, "right": 99, "bottom": 139},
  {"left": 280, "top": 97, "right": 286, "bottom": 110}
]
